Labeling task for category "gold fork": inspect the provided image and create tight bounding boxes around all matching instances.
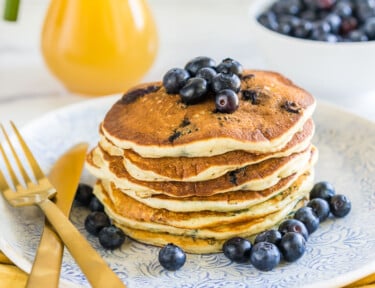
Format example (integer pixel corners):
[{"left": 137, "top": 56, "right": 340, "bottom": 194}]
[{"left": 0, "top": 122, "right": 125, "bottom": 288}]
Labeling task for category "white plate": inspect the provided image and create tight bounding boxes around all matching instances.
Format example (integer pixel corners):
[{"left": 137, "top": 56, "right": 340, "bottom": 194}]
[{"left": 1, "top": 96, "right": 375, "bottom": 288}]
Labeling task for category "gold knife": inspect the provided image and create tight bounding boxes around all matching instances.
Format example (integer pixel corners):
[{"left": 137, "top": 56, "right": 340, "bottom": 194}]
[{"left": 26, "top": 143, "right": 88, "bottom": 288}]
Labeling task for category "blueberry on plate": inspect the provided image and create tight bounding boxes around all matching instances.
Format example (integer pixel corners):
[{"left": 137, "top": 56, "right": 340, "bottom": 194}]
[
  {"left": 294, "top": 206, "right": 320, "bottom": 234},
  {"left": 89, "top": 195, "right": 105, "bottom": 212},
  {"left": 223, "top": 237, "right": 252, "bottom": 263},
  {"left": 179, "top": 77, "right": 208, "bottom": 104},
  {"left": 254, "top": 229, "right": 282, "bottom": 246},
  {"left": 278, "top": 219, "right": 309, "bottom": 241},
  {"left": 330, "top": 194, "right": 351, "bottom": 217},
  {"left": 307, "top": 198, "right": 330, "bottom": 222},
  {"left": 310, "top": 181, "right": 336, "bottom": 201},
  {"left": 279, "top": 232, "right": 306, "bottom": 262},
  {"left": 163, "top": 68, "right": 190, "bottom": 94},
  {"left": 215, "top": 89, "right": 239, "bottom": 114},
  {"left": 216, "top": 58, "right": 243, "bottom": 77},
  {"left": 212, "top": 73, "right": 241, "bottom": 93},
  {"left": 158, "top": 243, "right": 186, "bottom": 271},
  {"left": 250, "top": 242, "right": 280, "bottom": 271},
  {"left": 75, "top": 183, "right": 94, "bottom": 206},
  {"left": 98, "top": 225, "right": 125, "bottom": 250},
  {"left": 184, "top": 56, "right": 216, "bottom": 76},
  {"left": 84, "top": 211, "right": 111, "bottom": 236}
]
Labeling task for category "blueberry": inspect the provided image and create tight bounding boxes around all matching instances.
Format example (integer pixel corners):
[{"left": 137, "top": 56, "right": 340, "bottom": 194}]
[
  {"left": 271, "top": 0, "right": 302, "bottom": 16},
  {"left": 276, "top": 16, "right": 301, "bottom": 35},
  {"left": 179, "top": 77, "right": 208, "bottom": 104},
  {"left": 355, "top": 1, "right": 375, "bottom": 23},
  {"left": 158, "top": 243, "right": 186, "bottom": 271},
  {"left": 312, "top": 32, "right": 339, "bottom": 42},
  {"left": 325, "top": 13, "right": 342, "bottom": 34},
  {"left": 313, "top": 21, "right": 332, "bottom": 35},
  {"left": 89, "top": 195, "right": 104, "bottom": 212},
  {"left": 311, "top": 21, "right": 334, "bottom": 40},
  {"left": 334, "top": 2, "right": 352, "bottom": 18},
  {"left": 250, "top": 242, "right": 281, "bottom": 271},
  {"left": 300, "top": 10, "right": 318, "bottom": 21},
  {"left": 364, "top": 17, "right": 375, "bottom": 39},
  {"left": 347, "top": 30, "right": 369, "bottom": 41},
  {"left": 277, "top": 22, "right": 293, "bottom": 35},
  {"left": 254, "top": 229, "right": 282, "bottom": 246},
  {"left": 257, "top": 11, "right": 278, "bottom": 31},
  {"left": 294, "top": 206, "right": 320, "bottom": 234},
  {"left": 279, "top": 232, "right": 306, "bottom": 262},
  {"left": 98, "top": 225, "right": 125, "bottom": 250},
  {"left": 212, "top": 73, "right": 241, "bottom": 93},
  {"left": 278, "top": 219, "right": 309, "bottom": 240},
  {"left": 340, "top": 16, "right": 358, "bottom": 35},
  {"left": 215, "top": 89, "right": 239, "bottom": 114},
  {"left": 163, "top": 68, "right": 190, "bottom": 94},
  {"left": 75, "top": 183, "right": 94, "bottom": 206},
  {"left": 293, "top": 20, "right": 313, "bottom": 38},
  {"left": 330, "top": 194, "right": 351, "bottom": 217},
  {"left": 302, "top": 0, "right": 319, "bottom": 11},
  {"left": 184, "top": 56, "right": 216, "bottom": 76},
  {"left": 196, "top": 67, "right": 217, "bottom": 85},
  {"left": 310, "top": 181, "right": 336, "bottom": 201},
  {"left": 84, "top": 211, "right": 111, "bottom": 236},
  {"left": 216, "top": 58, "right": 243, "bottom": 76},
  {"left": 278, "top": 15, "right": 300, "bottom": 28},
  {"left": 222, "top": 237, "right": 252, "bottom": 263},
  {"left": 307, "top": 198, "right": 330, "bottom": 222},
  {"left": 315, "top": 0, "right": 336, "bottom": 10}
]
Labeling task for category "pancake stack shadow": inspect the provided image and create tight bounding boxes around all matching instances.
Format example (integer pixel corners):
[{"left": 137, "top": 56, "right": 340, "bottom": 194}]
[{"left": 86, "top": 70, "right": 318, "bottom": 254}]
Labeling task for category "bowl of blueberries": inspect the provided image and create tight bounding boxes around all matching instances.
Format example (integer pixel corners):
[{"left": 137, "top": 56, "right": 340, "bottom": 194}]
[{"left": 249, "top": 0, "right": 375, "bottom": 100}]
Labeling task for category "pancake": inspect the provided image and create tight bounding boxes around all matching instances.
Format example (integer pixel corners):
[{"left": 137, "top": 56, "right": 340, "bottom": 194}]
[
  {"left": 97, "top": 169, "right": 313, "bottom": 230},
  {"left": 113, "top": 200, "right": 305, "bottom": 255},
  {"left": 100, "top": 119, "right": 314, "bottom": 182},
  {"left": 95, "top": 181, "right": 309, "bottom": 245},
  {"left": 101, "top": 70, "right": 316, "bottom": 158},
  {"left": 106, "top": 151, "right": 316, "bottom": 213},
  {"left": 86, "top": 145, "right": 315, "bottom": 198}
]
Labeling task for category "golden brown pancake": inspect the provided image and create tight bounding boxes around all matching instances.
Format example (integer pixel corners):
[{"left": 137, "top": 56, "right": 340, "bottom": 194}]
[
  {"left": 97, "top": 170, "right": 312, "bottom": 230},
  {"left": 95, "top": 183, "right": 308, "bottom": 253},
  {"left": 101, "top": 70, "right": 316, "bottom": 158},
  {"left": 86, "top": 145, "right": 315, "bottom": 197},
  {"left": 112, "top": 202, "right": 304, "bottom": 255},
  {"left": 100, "top": 119, "right": 314, "bottom": 182}
]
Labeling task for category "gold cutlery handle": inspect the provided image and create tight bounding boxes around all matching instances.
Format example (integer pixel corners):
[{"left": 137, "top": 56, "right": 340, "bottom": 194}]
[
  {"left": 37, "top": 198, "right": 126, "bottom": 288},
  {"left": 26, "top": 223, "right": 63, "bottom": 288}
]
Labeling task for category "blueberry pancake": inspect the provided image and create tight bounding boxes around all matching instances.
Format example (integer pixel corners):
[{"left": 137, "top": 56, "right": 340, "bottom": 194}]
[
  {"left": 87, "top": 148, "right": 317, "bottom": 213},
  {"left": 101, "top": 70, "right": 315, "bottom": 158},
  {"left": 99, "top": 119, "right": 314, "bottom": 182},
  {"left": 86, "top": 146, "right": 315, "bottom": 198}
]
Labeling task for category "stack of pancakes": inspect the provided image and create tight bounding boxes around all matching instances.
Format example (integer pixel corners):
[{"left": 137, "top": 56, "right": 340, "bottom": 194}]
[{"left": 86, "top": 70, "right": 318, "bottom": 254}]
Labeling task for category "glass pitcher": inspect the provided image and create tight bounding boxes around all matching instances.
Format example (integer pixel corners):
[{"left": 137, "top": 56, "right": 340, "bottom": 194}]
[{"left": 41, "top": 0, "right": 158, "bottom": 96}]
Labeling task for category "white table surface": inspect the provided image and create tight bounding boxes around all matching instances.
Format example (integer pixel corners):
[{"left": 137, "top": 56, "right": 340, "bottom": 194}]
[{"left": 0, "top": 0, "right": 374, "bottom": 127}]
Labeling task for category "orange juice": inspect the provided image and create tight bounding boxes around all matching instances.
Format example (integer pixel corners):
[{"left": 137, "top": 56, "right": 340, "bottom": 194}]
[{"left": 41, "top": 0, "right": 158, "bottom": 96}]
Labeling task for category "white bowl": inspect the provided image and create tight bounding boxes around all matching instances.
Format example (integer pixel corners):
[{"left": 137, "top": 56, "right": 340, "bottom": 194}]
[{"left": 249, "top": 0, "right": 375, "bottom": 100}]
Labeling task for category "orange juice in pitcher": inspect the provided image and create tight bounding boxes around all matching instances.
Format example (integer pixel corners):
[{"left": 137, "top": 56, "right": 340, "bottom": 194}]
[{"left": 41, "top": 0, "right": 158, "bottom": 96}]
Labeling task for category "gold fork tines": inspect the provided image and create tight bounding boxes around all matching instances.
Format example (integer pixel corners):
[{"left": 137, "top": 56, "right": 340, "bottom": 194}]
[
  {"left": 0, "top": 122, "right": 125, "bottom": 288},
  {"left": 0, "top": 122, "right": 56, "bottom": 206}
]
